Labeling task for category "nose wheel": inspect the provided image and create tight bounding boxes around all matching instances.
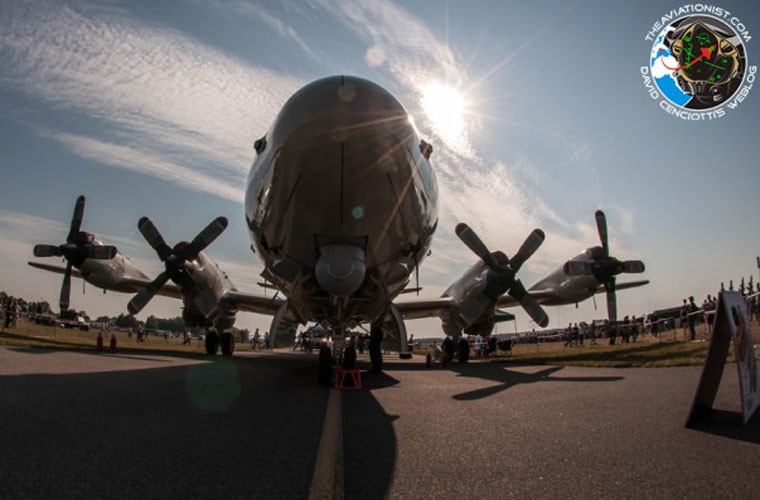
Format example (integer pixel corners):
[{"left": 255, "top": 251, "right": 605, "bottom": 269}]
[
  {"left": 204, "top": 331, "right": 236, "bottom": 356},
  {"left": 318, "top": 345, "right": 333, "bottom": 386}
]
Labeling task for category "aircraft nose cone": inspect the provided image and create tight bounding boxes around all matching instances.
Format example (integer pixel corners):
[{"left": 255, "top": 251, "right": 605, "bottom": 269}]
[
  {"left": 314, "top": 244, "right": 366, "bottom": 297},
  {"left": 270, "top": 76, "right": 409, "bottom": 143}
]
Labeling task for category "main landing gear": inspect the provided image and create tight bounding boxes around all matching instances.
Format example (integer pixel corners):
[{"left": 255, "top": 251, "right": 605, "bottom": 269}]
[{"left": 205, "top": 330, "right": 235, "bottom": 356}]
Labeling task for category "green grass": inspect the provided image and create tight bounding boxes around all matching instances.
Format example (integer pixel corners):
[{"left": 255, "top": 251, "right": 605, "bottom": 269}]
[
  {"left": 492, "top": 341, "right": 719, "bottom": 368},
  {"left": 4, "top": 319, "right": 759, "bottom": 368},
  {"left": 419, "top": 322, "right": 760, "bottom": 368},
  {"left": 0, "top": 319, "right": 259, "bottom": 355}
]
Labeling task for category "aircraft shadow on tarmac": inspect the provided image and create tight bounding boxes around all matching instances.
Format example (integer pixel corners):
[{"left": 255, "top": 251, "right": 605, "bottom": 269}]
[
  {"left": 449, "top": 364, "right": 624, "bottom": 401},
  {"left": 0, "top": 352, "right": 398, "bottom": 499},
  {"left": 367, "top": 358, "right": 624, "bottom": 402},
  {"left": 341, "top": 370, "right": 399, "bottom": 500}
]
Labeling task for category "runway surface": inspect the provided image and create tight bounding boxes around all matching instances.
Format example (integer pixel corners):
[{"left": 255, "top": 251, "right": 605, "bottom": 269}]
[{"left": 1, "top": 346, "right": 758, "bottom": 499}]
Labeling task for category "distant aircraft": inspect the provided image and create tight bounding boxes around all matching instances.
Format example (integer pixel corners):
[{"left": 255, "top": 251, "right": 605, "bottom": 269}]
[
  {"left": 397, "top": 210, "right": 647, "bottom": 335},
  {"left": 29, "top": 197, "right": 282, "bottom": 356},
  {"left": 29, "top": 195, "right": 180, "bottom": 310},
  {"left": 525, "top": 209, "right": 647, "bottom": 321},
  {"left": 30, "top": 76, "right": 647, "bottom": 382}
]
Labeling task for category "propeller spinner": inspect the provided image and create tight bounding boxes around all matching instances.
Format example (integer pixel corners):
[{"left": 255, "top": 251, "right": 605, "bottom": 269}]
[
  {"left": 562, "top": 210, "right": 645, "bottom": 322},
  {"left": 128, "top": 216, "right": 228, "bottom": 316},
  {"left": 455, "top": 223, "right": 549, "bottom": 328},
  {"left": 32, "top": 195, "right": 117, "bottom": 312}
]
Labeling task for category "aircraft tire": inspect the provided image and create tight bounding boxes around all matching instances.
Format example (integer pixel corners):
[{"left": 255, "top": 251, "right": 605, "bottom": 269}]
[
  {"left": 318, "top": 345, "right": 333, "bottom": 386},
  {"left": 221, "top": 332, "right": 235, "bottom": 356},
  {"left": 458, "top": 338, "right": 470, "bottom": 364},
  {"left": 343, "top": 345, "right": 356, "bottom": 370},
  {"left": 205, "top": 331, "right": 219, "bottom": 355}
]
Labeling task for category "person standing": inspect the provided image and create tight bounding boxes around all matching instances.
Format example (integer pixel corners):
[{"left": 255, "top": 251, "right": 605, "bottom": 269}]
[
  {"left": 686, "top": 296, "right": 699, "bottom": 341},
  {"left": 5, "top": 297, "right": 15, "bottom": 329},
  {"left": 251, "top": 328, "right": 262, "bottom": 350}
]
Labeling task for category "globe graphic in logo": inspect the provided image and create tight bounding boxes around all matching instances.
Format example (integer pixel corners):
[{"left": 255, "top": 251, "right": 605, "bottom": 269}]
[{"left": 650, "top": 15, "right": 746, "bottom": 110}]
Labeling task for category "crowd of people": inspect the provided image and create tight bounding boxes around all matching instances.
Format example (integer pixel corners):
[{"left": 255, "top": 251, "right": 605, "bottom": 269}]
[{"left": 419, "top": 276, "right": 760, "bottom": 366}]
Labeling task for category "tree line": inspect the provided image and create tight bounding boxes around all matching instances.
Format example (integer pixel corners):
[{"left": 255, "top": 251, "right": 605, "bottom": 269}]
[{"left": 2, "top": 290, "right": 248, "bottom": 338}]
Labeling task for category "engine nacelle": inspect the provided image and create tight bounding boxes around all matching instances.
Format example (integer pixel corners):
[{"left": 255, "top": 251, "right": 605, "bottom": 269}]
[{"left": 439, "top": 259, "right": 500, "bottom": 338}]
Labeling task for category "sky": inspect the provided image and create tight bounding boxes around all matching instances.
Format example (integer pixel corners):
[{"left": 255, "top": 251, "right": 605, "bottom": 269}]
[{"left": 1, "top": 0, "right": 759, "bottom": 337}]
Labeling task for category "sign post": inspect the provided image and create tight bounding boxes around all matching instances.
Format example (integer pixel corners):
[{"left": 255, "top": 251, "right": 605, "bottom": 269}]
[{"left": 686, "top": 291, "right": 759, "bottom": 426}]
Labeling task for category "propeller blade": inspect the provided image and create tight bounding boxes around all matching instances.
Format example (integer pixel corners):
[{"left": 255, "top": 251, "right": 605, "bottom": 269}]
[
  {"left": 509, "top": 280, "right": 549, "bottom": 328},
  {"left": 510, "top": 229, "right": 545, "bottom": 272},
  {"left": 564, "top": 260, "right": 593, "bottom": 276},
  {"left": 595, "top": 210, "right": 609, "bottom": 257},
  {"left": 138, "top": 217, "right": 172, "bottom": 261},
  {"left": 86, "top": 245, "right": 118, "bottom": 260},
  {"left": 605, "top": 278, "right": 617, "bottom": 322},
  {"left": 66, "top": 195, "right": 86, "bottom": 243},
  {"left": 128, "top": 272, "right": 169, "bottom": 315},
  {"left": 455, "top": 223, "right": 501, "bottom": 270},
  {"left": 622, "top": 260, "right": 645, "bottom": 274},
  {"left": 182, "top": 217, "right": 228, "bottom": 259},
  {"left": 34, "top": 244, "right": 63, "bottom": 258},
  {"left": 59, "top": 261, "right": 72, "bottom": 311}
]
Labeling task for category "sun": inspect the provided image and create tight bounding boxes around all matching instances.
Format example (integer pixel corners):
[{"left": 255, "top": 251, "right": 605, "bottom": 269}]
[{"left": 420, "top": 82, "right": 467, "bottom": 142}]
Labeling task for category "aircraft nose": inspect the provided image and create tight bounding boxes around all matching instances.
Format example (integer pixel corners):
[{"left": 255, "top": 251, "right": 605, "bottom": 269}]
[{"left": 270, "top": 75, "right": 410, "bottom": 143}]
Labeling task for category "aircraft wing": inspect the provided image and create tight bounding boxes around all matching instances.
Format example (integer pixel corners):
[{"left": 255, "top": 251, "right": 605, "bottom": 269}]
[
  {"left": 603, "top": 280, "right": 650, "bottom": 293},
  {"left": 27, "top": 261, "right": 183, "bottom": 299},
  {"left": 220, "top": 290, "right": 285, "bottom": 315},
  {"left": 393, "top": 297, "right": 456, "bottom": 319},
  {"left": 28, "top": 261, "right": 85, "bottom": 280},
  {"left": 496, "top": 289, "right": 555, "bottom": 308},
  {"left": 496, "top": 279, "right": 651, "bottom": 308}
]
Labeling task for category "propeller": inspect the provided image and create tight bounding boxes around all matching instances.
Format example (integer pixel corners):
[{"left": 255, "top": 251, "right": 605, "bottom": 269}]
[
  {"left": 32, "top": 195, "right": 117, "bottom": 312},
  {"left": 562, "top": 210, "right": 645, "bottom": 322},
  {"left": 455, "top": 223, "right": 549, "bottom": 328},
  {"left": 128, "top": 216, "right": 228, "bottom": 316}
]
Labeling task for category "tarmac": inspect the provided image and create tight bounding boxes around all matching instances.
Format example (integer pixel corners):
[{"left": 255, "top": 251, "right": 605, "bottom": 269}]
[{"left": 1, "top": 346, "right": 758, "bottom": 499}]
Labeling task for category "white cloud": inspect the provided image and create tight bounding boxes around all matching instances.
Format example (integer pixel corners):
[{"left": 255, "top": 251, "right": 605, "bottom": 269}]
[
  {"left": 46, "top": 131, "right": 245, "bottom": 202},
  {"left": 0, "top": 1, "right": 651, "bottom": 333},
  {"left": 0, "top": 0, "right": 303, "bottom": 198}
]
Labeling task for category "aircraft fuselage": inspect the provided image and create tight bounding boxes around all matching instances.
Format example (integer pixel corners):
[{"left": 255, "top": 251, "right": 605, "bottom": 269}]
[{"left": 245, "top": 76, "right": 438, "bottom": 328}]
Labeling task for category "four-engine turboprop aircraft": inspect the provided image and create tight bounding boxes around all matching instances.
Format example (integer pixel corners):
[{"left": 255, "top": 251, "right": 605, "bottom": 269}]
[{"left": 29, "top": 76, "right": 648, "bottom": 380}]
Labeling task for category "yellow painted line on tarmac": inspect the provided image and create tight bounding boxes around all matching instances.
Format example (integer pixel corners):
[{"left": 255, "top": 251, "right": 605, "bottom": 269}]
[{"left": 308, "top": 387, "right": 344, "bottom": 500}]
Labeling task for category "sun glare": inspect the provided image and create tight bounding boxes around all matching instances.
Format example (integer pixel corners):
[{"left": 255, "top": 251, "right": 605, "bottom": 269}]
[{"left": 420, "top": 83, "right": 466, "bottom": 142}]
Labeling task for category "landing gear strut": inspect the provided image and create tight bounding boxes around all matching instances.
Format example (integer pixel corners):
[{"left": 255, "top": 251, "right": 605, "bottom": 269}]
[{"left": 369, "top": 324, "right": 383, "bottom": 373}]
